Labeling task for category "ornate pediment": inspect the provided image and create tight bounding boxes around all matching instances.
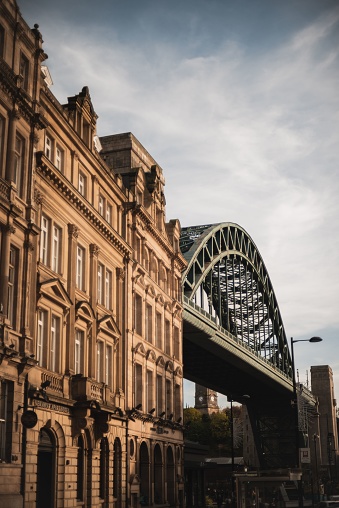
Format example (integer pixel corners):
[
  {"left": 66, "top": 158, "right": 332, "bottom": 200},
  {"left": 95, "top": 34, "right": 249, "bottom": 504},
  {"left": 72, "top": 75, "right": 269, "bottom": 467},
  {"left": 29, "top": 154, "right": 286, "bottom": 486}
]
[
  {"left": 145, "top": 284, "right": 156, "bottom": 298},
  {"left": 38, "top": 278, "right": 72, "bottom": 309},
  {"left": 146, "top": 349, "right": 156, "bottom": 362},
  {"left": 155, "top": 294, "right": 165, "bottom": 306},
  {"left": 134, "top": 342, "right": 146, "bottom": 356},
  {"left": 75, "top": 300, "right": 95, "bottom": 322},
  {"left": 97, "top": 314, "right": 121, "bottom": 339},
  {"left": 165, "top": 360, "right": 174, "bottom": 373},
  {"left": 156, "top": 355, "right": 165, "bottom": 367},
  {"left": 174, "top": 366, "right": 183, "bottom": 377}
]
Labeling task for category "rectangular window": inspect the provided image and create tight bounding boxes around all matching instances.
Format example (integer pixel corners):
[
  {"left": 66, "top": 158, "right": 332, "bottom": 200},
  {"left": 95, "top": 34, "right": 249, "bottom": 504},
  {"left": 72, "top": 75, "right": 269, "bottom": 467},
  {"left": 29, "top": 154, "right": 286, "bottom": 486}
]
[
  {"left": 78, "top": 172, "right": 86, "bottom": 197},
  {"left": 106, "top": 204, "right": 112, "bottom": 225},
  {"left": 52, "top": 225, "right": 61, "bottom": 273},
  {"left": 134, "top": 294, "right": 142, "bottom": 335},
  {"left": 173, "top": 326, "right": 180, "bottom": 360},
  {"left": 135, "top": 364, "right": 142, "bottom": 408},
  {"left": 45, "top": 135, "right": 52, "bottom": 159},
  {"left": 135, "top": 236, "right": 141, "bottom": 263},
  {"left": 50, "top": 315, "right": 60, "bottom": 372},
  {"left": 98, "top": 195, "right": 104, "bottom": 216},
  {"left": 97, "top": 263, "right": 104, "bottom": 304},
  {"left": 166, "top": 379, "right": 172, "bottom": 417},
  {"left": 97, "top": 341, "right": 104, "bottom": 382},
  {"left": 8, "top": 246, "right": 18, "bottom": 327},
  {"left": 55, "top": 145, "right": 64, "bottom": 171},
  {"left": 40, "top": 215, "right": 62, "bottom": 273},
  {"left": 37, "top": 310, "right": 47, "bottom": 367},
  {"left": 156, "top": 375, "right": 163, "bottom": 414},
  {"left": 146, "top": 370, "right": 153, "bottom": 413},
  {"left": 145, "top": 304, "right": 152, "bottom": 343},
  {"left": 105, "top": 345, "right": 112, "bottom": 388},
  {"left": 155, "top": 313, "right": 162, "bottom": 349},
  {"left": 105, "top": 269, "right": 112, "bottom": 310},
  {"left": 14, "top": 134, "right": 23, "bottom": 191},
  {"left": 19, "top": 52, "right": 29, "bottom": 90},
  {"left": 75, "top": 330, "right": 85, "bottom": 374},
  {"left": 76, "top": 246, "right": 85, "bottom": 291},
  {"left": 165, "top": 320, "right": 171, "bottom": 355},
  {"left": 40, "top": 215, "right": 49, "bottom": 265}
]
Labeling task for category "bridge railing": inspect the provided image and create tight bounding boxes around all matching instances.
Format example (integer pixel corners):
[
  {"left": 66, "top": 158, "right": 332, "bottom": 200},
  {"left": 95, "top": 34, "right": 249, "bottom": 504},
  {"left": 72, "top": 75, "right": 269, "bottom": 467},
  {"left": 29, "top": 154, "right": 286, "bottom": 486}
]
[{"left": 183, "top": 295, "right": 291, "bottom": 382}]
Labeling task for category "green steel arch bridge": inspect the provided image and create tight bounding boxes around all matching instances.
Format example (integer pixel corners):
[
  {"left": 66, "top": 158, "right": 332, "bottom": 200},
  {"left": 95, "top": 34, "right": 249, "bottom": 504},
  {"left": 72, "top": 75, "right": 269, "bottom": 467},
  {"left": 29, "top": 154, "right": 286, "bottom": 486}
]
[{"left": 180, "top": 222, "right": 315, "bottom": 469}]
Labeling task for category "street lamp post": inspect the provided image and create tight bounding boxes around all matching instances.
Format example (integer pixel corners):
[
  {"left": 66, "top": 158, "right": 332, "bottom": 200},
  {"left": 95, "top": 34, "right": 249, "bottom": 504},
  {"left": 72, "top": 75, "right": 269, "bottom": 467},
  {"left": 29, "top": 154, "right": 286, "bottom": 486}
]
[{"left": 290, "top": 336, "right": 323, "bottom": 508}]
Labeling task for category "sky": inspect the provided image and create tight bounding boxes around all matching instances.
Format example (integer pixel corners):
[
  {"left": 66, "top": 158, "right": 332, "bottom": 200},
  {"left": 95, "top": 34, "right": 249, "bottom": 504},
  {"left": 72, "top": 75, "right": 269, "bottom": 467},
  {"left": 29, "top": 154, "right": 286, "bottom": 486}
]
[{"left": 19, "top": 0, "right": 339, "bottom": 409}]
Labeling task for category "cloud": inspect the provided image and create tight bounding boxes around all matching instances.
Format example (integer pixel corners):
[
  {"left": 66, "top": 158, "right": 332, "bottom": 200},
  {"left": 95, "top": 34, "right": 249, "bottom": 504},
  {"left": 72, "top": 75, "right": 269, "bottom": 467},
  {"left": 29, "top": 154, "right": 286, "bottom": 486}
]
[{"left": 21, "top": 0, "right": 339, "bottom": 395}]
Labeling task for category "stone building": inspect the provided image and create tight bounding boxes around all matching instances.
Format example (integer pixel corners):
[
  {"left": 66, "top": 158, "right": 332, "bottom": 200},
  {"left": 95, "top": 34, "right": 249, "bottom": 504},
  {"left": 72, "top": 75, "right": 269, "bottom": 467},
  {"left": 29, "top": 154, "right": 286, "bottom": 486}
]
[{"left": 0, "top": 1, "right": 186, "bottom": 507}]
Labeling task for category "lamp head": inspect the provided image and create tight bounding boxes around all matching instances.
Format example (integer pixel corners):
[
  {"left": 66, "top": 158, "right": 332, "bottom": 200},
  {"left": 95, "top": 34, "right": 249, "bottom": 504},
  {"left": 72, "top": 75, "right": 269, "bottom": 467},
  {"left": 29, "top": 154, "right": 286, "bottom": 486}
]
[{"left": 309, "top": 337, "right": 322, "bottom": 343}]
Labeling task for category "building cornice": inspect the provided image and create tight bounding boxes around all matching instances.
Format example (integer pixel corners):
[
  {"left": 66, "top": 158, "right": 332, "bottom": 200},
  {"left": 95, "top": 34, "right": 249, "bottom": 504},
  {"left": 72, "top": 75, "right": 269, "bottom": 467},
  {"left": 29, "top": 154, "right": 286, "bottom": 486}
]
[{"left": 35, "top": 151, "right": 132, "bottom": 259}]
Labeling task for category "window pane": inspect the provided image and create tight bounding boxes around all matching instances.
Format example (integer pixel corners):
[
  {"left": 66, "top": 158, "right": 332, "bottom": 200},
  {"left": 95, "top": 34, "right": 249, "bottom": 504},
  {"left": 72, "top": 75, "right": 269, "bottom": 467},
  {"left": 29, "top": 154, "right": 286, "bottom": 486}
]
[
  {"left": 37, "top": 310, "right": 47, "bottom": 367},
  {"left": 19, "top": 52, "right": 29, "bottom": 90},
  {"left": 45, "top": 135, "right": 52, "bottom": 159},
  {"left": 14, "top": 135, "right": 23, "bottom": 190},
  {"left": 105, "top": 345, "right": 112, "bottom": 388},
  {"left": 76, "top": 246, "right": 84, "bottom": 290},
  {"left": 106, "top": 204, "right": 112, "bottom": 224},
  {"left": 145, "top": 304, "right": 152, "bottom": 343},
  {"left": 52, "top": 225, "right": 61, "bottom": 273},
  {"left": 134, "top": 294, "right": 142, "bottom": 335},
  {"left": 75, "top": 330, "right": 84, "bottom": 374},
  {"left": 105, "top": 270, "right": 112, "bottom": 309},
  {"left": 97, "top": 341, "right": 104, "bottom": 382},
  {"left": 97, "top": 263, "right": 103, "bottom": 304},
  {"left": 78, "top": 172, "right": 86, "bottom": 196},
  {"left": 55, "top": 145, "right": 64, "bottom": 171},
  {"left": 99, "top": 196, "right": 104, "bottom": 216},
  {"left": 40, "top": 215, "right": 49, "bottom": 265},
  {"left": 50, "top": 315, "right": 60, "bottom": 372},
  {"left": 155, "top": 313, "right": 162, "bottom": 349},
  {"left": 8, "top": 246, "right": 18, "bottom": 327}
]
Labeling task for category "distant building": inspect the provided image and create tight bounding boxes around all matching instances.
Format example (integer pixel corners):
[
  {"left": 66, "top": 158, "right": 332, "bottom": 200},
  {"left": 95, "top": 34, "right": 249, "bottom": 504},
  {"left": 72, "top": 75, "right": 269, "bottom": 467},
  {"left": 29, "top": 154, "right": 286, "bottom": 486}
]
[{"left": 194, "top": 384, "right": 219, "bottom": 415}]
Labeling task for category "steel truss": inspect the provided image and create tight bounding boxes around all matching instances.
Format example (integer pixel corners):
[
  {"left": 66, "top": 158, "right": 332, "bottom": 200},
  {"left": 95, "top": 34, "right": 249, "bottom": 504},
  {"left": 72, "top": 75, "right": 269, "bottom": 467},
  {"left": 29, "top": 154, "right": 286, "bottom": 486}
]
[{"left": 180, "top": 223, "right": 292, "bottom": 379}]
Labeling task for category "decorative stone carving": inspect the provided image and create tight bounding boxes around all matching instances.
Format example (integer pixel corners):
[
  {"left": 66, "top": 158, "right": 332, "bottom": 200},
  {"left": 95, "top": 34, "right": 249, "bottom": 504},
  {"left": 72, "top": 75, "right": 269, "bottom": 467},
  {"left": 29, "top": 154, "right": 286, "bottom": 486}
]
[
  {"left": 68, "top": 224, "right": 79, "bottom": 239},
  {"left": 90, "top": 244, "right": 100, "bottom": 257}
]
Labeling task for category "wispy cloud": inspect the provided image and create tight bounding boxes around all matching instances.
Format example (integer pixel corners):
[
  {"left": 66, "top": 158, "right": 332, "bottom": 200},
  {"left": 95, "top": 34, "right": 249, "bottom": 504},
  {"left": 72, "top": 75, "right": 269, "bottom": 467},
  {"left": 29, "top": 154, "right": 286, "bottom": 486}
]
[{"left": 20, "top": 0, "right": 339, "bottom": 401}]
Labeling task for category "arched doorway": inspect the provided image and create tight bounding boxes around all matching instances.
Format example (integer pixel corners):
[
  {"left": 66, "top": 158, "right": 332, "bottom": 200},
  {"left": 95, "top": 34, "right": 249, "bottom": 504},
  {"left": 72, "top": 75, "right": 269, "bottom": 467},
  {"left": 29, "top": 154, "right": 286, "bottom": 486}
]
[
  {"left": 37, "top": 428, "right": 55, "bottom": 508},
  {"left": 166, "top": 446, "right": 175, "bottom": 506},
  {"left": 140, "top": 441, "right": 150, "bottom": 506},
  {"left": 113, "top": 438, "right": 122, "bottom": 508},
  {"left": 154, "top": 444, "right": 163, "bottom": 503}
]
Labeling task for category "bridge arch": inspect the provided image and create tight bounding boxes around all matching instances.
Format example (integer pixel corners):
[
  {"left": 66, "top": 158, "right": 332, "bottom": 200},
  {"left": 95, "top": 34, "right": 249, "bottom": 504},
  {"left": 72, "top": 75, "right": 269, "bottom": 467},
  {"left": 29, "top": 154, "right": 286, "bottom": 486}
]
[{"left": 180, "top": 223, "right": 291, "bottom": 377}]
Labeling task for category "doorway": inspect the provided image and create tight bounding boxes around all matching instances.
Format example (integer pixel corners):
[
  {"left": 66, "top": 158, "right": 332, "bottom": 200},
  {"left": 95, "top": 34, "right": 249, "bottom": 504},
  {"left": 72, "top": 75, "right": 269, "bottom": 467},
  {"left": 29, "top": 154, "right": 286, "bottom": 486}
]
[{"left": 36, "top": 428, "right": 55, "bottom": 508}]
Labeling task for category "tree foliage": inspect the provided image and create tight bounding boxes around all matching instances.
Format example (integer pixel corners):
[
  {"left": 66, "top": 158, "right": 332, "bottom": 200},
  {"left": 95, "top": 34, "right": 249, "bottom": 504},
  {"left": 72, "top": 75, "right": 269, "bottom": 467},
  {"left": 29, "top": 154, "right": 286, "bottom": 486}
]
[{"left": 184, "top": 406, "right": 243, "bottom": 457}]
